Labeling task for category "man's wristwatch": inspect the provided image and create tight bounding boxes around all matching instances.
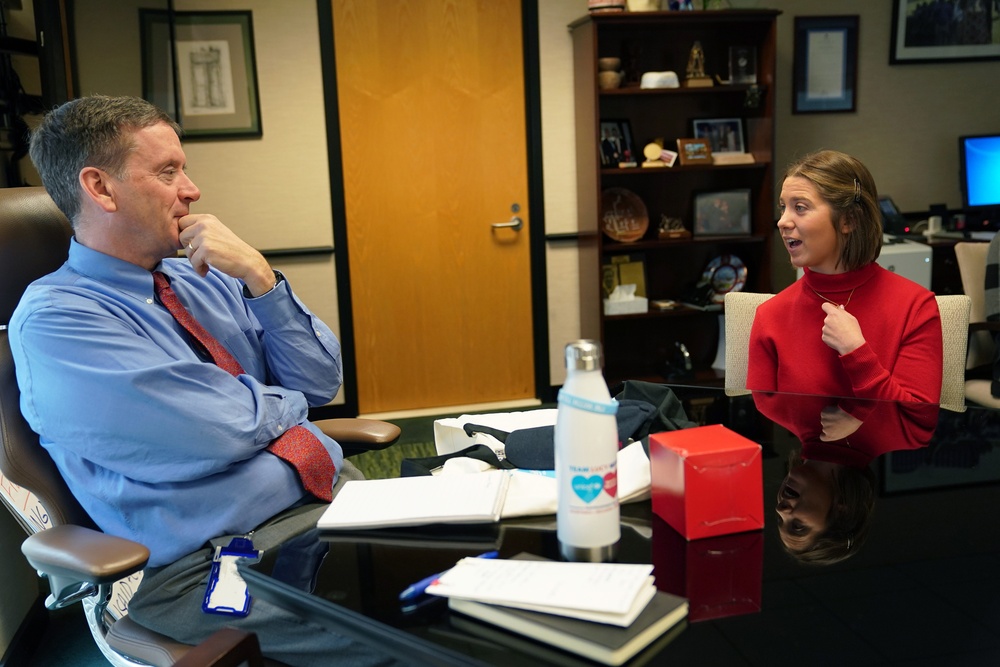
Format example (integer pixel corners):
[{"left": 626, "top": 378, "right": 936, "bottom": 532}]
[{"left": 243, "top": 270, "right": 284, "bottom": 299}]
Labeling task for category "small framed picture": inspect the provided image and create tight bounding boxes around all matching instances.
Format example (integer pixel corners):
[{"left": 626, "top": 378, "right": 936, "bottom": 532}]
[
  {"left": 141, "top": 10, "right": 263, "bottom": 139},
  {"left": 694, "top": 189, "right": 752, "bottom": 236},
  {"left": 729, "top": 46, "right": 757, "bottom": 84},
  {"left": 599, "top": 119, "right": 636, "bottom": 167},
  {"left": 676, "top": 138, "right": 712, "bottom": 166},
  {"left": 692, "top": 118, "right": 745, "bottom": 154}
]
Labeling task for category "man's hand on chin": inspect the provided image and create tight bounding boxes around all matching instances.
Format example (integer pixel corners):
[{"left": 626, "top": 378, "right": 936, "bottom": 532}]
[{"left": 178, "top": 213, "right": 274, "bottom": 292}]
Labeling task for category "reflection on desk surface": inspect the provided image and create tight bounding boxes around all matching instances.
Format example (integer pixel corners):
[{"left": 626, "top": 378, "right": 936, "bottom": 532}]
[{"left": 244, "top": 386, "right": 1000, "bottom": 667}]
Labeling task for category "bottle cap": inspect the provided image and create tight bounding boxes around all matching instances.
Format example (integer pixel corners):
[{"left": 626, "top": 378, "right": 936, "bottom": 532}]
[{"left": 564, "top": 340, "right": 602, "bottom": 371}]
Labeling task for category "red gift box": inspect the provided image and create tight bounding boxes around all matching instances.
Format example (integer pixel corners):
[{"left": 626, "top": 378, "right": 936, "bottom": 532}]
[
  {"left": 651, "top": 516, "right": 762, "bottom": 622},
  {"left": 649, "top": 424, "right": 763, "bottom": 540}
]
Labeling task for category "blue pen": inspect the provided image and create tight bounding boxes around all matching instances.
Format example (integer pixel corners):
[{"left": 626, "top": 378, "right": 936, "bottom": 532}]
[{"left": 398, "top": 550, "right": 499, "bottom": 602}]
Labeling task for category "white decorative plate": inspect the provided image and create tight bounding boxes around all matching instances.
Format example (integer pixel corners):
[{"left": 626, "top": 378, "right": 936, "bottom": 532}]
[{"left": 702, "top": 254, "right": 747, "bottom": 303}]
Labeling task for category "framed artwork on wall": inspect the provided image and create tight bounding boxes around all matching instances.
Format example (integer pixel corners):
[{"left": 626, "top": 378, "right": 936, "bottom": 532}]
[
  {"left": 141, "top": 10, "right": 263, "bottom": 139},
  {"left": 890, "top": 0, "right": 1000, "bottom": 64},
  {"left": 793, "top": 15, "right": 859, "bottom": 114}
]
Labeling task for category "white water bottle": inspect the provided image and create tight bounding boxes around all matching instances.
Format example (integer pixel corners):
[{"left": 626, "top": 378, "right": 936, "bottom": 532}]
[{"left": 555, "top": 340, "right": 620, "bottom": 562}]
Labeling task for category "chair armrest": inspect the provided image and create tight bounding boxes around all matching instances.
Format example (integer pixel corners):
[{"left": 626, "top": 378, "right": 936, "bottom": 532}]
[
  {"left": 314, "top": 418, "right": 401, "bottom": 452},
  {"left": 21, "top": 524, "right": 149, "bottom": 584}
]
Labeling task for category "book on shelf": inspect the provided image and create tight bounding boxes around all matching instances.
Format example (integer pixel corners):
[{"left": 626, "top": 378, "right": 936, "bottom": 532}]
[
  {"left": 602, "top": 254, "right": 646, "bottom": 299},
  {"left": 316, "top": 470, "right": 510, "bottom": 530},
  {"left": 680, "top": 301, "right": 723, "bottom": 312},
  {"left": 711, "top": 151, "right": 756, "bottom": 166},
  {"left": 448, "top": 588, "right": 688, "bottom": 666}
]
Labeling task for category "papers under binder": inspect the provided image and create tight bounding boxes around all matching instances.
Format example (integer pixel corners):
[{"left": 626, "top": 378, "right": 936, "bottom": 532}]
[{"left": 317, "top": 470, "right": 511, "bottom": 530}]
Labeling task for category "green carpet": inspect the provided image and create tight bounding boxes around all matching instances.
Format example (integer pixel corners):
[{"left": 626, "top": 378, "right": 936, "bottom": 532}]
[
  {"left": 349, "top": 413, "right": 447, "bottom": 479},
  {"left": 350, "top": 440, "right": 437, "bottom": 479}
]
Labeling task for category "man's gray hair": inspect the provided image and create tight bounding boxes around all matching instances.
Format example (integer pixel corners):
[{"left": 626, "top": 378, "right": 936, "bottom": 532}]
[{"left": 28, "top": 95, "right": 181, "bottom": 223}]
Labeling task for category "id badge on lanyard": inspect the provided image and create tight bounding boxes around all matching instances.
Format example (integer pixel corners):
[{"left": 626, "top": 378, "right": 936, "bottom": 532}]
[{"left": 202, "top": 534, "right": 261, "bottom": 617}]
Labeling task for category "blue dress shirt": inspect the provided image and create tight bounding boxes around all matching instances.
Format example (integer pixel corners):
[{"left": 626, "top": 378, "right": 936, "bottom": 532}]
[{"left": 9, "top": 239, "right": 344, "bottom": 567}]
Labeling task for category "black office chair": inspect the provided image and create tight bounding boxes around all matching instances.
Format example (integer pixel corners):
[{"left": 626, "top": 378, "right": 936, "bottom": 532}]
[{"left": 0, "top": 187, "right": 399, "bottom": 666}]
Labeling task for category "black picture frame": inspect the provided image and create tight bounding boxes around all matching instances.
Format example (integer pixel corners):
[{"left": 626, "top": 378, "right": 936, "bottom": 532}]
[
  {"left": 890, "top": 0, "right": 1000, "bottom": 64},
  {"left": 694, "top": 189, "right": 751, "bottom": 237},
  {"left": 793, "top": 15, "right": 859, "bottom": 114},
  {"left": 141, "top": 10, "right": 263, "bottom": 140},
  {"left": 599, "top": 119, "right": 635, "bottom": 168},
  {"left": 692, "top": 118, "right": 745, "bottom": 154}
]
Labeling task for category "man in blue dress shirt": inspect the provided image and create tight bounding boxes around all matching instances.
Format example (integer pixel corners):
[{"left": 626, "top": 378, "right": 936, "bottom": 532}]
[{"left": 10, "top": 95, "right": 397, "bottom": 666}]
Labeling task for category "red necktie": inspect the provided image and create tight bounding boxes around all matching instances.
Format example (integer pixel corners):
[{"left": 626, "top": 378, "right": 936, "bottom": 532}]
[{"left": 153, "top": 271, "right": 336, "bottom": 502}]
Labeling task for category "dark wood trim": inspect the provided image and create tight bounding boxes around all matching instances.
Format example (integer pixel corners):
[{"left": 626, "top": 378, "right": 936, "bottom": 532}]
[
  {"left": 522, "top": 0, "right": 550, "bottom": 398},
  {"left": 260, "top": 246, "right": 334, "bottom": 259},
  {"left": 0, "top": 36, "right": 38, "bottom": 56},
  {"left": 314, "top": 0, "right": 357, "bottom": 419},
  {"left": 546, "top": 232, "right": 588, "bottom": 242}
]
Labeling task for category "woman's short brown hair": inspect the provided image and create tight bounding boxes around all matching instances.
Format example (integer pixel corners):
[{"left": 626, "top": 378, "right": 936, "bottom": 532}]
[{"left": 783, "top": 150, "right": 883, "bottom": 272}]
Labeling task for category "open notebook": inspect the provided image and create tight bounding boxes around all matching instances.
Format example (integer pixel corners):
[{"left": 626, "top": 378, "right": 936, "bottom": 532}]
[{"left": 317, "top": 470, "right": 511, "bottom": 530}]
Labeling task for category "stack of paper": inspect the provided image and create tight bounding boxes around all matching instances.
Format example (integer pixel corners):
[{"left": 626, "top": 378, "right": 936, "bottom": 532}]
[
  {"left": 428, "top": 558, "right": 655, "bottom": 626},
  {"left": 428, "top": 557, "right": 688, "bottom": 666}
]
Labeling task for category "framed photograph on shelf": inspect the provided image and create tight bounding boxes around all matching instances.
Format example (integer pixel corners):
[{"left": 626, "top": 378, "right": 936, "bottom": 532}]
[
  {"left": 890, "top": 0, "right": 1000, "bottom": 64},
  {"left": 676, "top": 138, "right": 712, "bottom": 166},
  {"left": 599, "top": 119, "right": 636, "bottom": 167},
  {"left": 728, "top": 46, "right": 757, "bottom": 84},
  {"left": 692, "top": 118, "right": 745, "bottom": 154},
  {"left": 694, "top": 189, "right": 751, "bottom": 237},
  {"left": 793, "top": 15, "right": 859, "bottom": 114},
  {"left": 141, "top": 10, "right": 263, "bottom": 139}
]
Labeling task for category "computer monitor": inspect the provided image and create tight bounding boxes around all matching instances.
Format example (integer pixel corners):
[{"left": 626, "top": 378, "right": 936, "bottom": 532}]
[
  {"left": 959, "top": 134, "right": 1000, "bottom": 210},
  {"left": 879, "top": 195, "right": 910, "bottom": 234}
]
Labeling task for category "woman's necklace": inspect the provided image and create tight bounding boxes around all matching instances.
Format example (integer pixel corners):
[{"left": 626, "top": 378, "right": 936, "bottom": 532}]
[{"left": 811, "top": 286, "right": 856, "bottom": 310}]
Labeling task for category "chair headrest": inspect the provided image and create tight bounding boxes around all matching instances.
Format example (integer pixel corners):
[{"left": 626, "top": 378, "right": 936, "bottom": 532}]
[{"left": 0, "top": 187, "right": 72, "bottom": 325}]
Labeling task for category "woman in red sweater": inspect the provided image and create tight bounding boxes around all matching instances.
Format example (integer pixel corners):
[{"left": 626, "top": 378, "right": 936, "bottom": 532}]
[{"left": 748, "top": 150, "right": 943, "bottom": 402}]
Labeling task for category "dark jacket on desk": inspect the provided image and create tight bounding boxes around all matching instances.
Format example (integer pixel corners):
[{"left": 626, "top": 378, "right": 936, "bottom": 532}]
[{"left": 403, "top": 381, "right": 697, "bottom": 475}]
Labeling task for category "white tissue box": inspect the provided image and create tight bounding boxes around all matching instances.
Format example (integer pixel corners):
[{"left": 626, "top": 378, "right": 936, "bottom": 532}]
[{"left": 603, "top": 296, "right": 648, "bottom": 315}]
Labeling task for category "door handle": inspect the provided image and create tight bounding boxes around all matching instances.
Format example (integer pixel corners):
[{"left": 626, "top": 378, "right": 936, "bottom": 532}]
[{"left": 491, "top": 216, "right": 523, "bottom": 232}]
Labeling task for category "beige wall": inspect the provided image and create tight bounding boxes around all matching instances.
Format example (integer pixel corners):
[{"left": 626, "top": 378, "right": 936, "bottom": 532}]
[
  {"left": 8, "top": 1, "right": 1000, "bottom": 394},
  {"left": 773, "top": 1, "right": 1000, "bottom": 213},
  {"left": 70, "top": 0, "right": 346, "bottom": 403},
  {"left": 540, "top": 1, "right": 600, "bottom": 385},
  {"left": 538, "top": 1, "right": 1000, "bottom": 381}
]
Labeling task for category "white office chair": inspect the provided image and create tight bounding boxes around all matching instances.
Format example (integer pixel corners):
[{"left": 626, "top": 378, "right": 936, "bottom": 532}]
[
  {"left": 723, "top": 292, "right": 773, "bottom": 396},
  {"left": 723, "top": 291, "right": 969, "bottom": 411},
  {"left": 954, "top": 242, "right": 993, "bottom": 369},
  {"left": 954, "top": 239, "right": 1000, "bottom": 408},
  {"left": 936, "top": 294, "right": 971, "bottom": 411}
]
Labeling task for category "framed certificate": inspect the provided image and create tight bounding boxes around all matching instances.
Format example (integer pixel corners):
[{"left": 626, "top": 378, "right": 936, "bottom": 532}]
[{"left": 793, "top": 15, "right": 859, "bottom": 114}]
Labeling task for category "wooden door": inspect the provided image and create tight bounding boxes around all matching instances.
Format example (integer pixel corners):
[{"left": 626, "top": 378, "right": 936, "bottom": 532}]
[{"left": 332, "top": 0, "right": 534, "bottom": 414}]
